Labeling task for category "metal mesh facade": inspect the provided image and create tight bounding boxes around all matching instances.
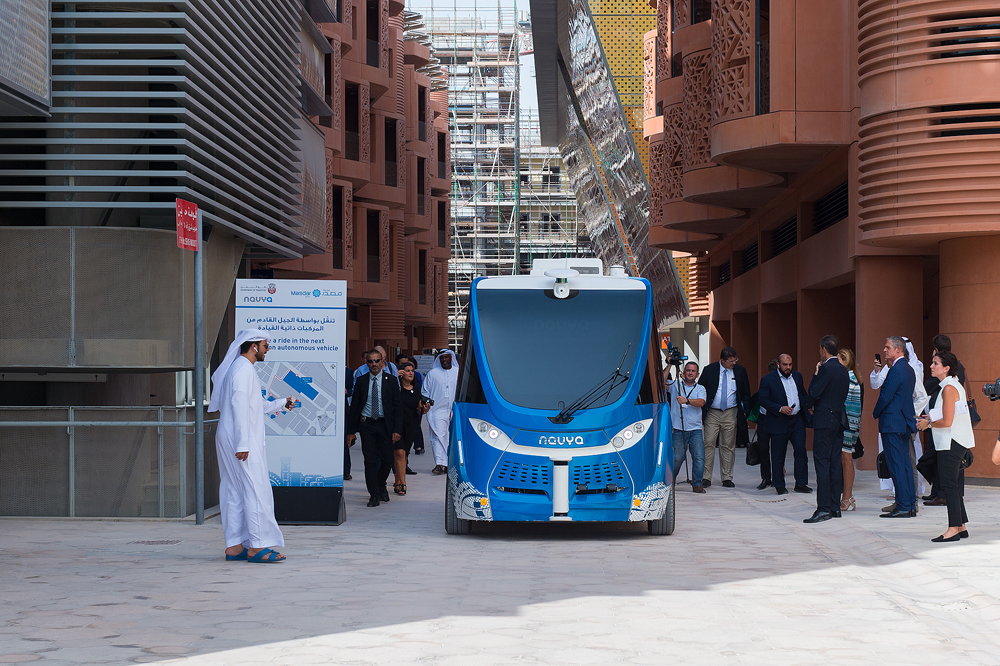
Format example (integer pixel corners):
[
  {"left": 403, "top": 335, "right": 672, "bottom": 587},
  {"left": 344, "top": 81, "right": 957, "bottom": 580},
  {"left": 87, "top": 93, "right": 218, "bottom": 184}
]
[
  {"left": 0, "top": 226, "right": 244, "bottom": 370},
  {"left": 0, "top": 0, "right": 49, "bottom": 114},
  {"left": 0, "top": 0, "right": 323, "bottom": 256},
  {"left": 0, "top": 407, "right": 219, "bottom": 518}
]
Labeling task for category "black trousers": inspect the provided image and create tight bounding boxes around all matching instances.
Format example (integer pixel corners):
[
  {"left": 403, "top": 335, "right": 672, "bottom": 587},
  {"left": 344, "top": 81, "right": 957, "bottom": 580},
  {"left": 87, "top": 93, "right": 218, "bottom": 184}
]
[
  {"left": 770, "top": 421, "right": 808, "bottom": 490},
  {"left": 812, "top": 426, "right": 844, "bottom": 514},
  {"left": 927, "top": 430, "right": 964, "bottom": 498},
  {"left": 937, "top": 440, "right": 970, "bottom": 528},
  {"left": 360, "top": 418, "right": 393, "bottom": 498},
  {"left": 756, "top": 428, "right": 772, "bottom": 483}
]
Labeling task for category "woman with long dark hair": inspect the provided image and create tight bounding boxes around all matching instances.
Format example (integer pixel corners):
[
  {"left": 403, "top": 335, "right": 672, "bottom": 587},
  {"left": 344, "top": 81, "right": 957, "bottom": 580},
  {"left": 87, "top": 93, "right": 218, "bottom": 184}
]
[{"left": 393, "top": 361, "right": 428, "bottom": 495}]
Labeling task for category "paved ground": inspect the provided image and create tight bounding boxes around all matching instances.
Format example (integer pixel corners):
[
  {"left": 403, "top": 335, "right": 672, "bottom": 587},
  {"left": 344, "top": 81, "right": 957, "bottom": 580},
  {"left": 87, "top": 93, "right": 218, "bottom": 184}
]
[{"left": 2, "top": 447, "right": 1000, "bottom": 665}]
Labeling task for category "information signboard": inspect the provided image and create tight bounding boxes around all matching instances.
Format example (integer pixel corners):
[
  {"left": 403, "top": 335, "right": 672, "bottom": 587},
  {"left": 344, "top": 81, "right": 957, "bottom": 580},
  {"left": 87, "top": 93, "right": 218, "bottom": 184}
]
[
  {"left": 235, "top": 279, "right": 348, "bottom": 524},
  {"left": 175, "top": 198, "right": 199, "bottom": 250}
]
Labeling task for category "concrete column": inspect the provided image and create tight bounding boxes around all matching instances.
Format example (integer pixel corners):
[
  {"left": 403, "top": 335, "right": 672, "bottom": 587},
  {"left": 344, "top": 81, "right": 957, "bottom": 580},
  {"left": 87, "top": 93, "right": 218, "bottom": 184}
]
[
  {"left": 760, "top": 301, "right": 797, "bottom": 377},
  {"left": 854, "top": 256, "right": 923, "bottom": 469},
  {"left": 731, "top": 312, "right": 759, "bottom": 389},
  {"left": 940, "top": 235, "right": 1000, "bottom": 480}
]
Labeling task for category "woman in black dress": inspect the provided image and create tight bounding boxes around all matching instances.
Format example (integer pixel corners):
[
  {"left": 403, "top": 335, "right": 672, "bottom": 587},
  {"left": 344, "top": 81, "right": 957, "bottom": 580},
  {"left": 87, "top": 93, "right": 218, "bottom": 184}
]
[{"left": 394, "top": 362, "right": 427, "bottom": 495}]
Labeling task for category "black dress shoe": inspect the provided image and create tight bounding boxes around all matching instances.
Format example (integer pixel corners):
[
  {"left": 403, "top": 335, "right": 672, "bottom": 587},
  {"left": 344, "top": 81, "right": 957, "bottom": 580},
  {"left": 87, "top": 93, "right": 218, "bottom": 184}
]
[
  {"left": 380, "top": 490, "right": 390, "bottom": 502},
  {"left": 722, "top": 480, "right": 735, "bottom": 488},
  {"left": 921, "top": 494, "right": 934, "bottom": 501},
  {"left": 931, "top": 534, "right": 961, "bottom": 542},
  {"left": 702, "top": 480, "right": 712, "bottom": 488},
  {"left": 831, "top": 509, "right": 842, "bottom": 518},
  {"left": 803, "top": 510, "right": 832, "bottom": 523},
  {"left": 414, "top": 448, "right": 425, "bottom": 454},
  {"left": 794, "top": 485, "right": 813, "bottom": 493},
  {"left": 959, "top": 529, "right": 969, "bottom": 538},
  {"left": 924, "top": 497, "right": 946, "bottom": 506},
  {"left": 776, "top": 487, "right": 789, "bottom": 495},
  {"left": 344, "top": 474, "right": 352, "bottom": 481},
  {"left": 757, "top": 480, "right": 771, "bottom": 490},
  {"left": 406, "top": 466, "right": 417, "bottom": 475},
  {"left": 367, "top": 496, "right": 380, "bottom": 507},
  {"left": 880, "top": 508, "right": 915, "bottom": 518}
]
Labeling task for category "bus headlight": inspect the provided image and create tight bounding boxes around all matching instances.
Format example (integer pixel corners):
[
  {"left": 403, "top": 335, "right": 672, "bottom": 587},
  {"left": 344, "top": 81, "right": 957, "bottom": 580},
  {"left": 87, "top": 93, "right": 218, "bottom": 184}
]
[
  {"left": 469, "top": 418, "right": 514, "bottom": 452},
  {"left": 609, "top": 420, "right": 652, "bottom": 449}
]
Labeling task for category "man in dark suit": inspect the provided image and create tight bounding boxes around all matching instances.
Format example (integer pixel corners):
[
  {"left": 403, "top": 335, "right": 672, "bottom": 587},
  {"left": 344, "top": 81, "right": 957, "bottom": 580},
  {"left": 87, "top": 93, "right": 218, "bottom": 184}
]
[
  {"left": 347, "top": 349, "right": 403, "bottom": 507},
  {"left": 699, "top": 346, "right": 751, "bottom": 488},
  {"left": 804, "top": 335, "right": 851, "bottom": 523},
  {"left": 759, "top": 354, "right": 811, "bottom": 496},
  {"left": 872, "top": 335, "right": 918, "bottom": 518}
]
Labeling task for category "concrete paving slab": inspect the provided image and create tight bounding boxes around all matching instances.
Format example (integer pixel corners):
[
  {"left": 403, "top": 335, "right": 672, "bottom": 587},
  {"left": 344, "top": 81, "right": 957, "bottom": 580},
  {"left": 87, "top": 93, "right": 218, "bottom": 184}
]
[{"left": 1, "top": 447, "right": 1000, "bottom": 664}]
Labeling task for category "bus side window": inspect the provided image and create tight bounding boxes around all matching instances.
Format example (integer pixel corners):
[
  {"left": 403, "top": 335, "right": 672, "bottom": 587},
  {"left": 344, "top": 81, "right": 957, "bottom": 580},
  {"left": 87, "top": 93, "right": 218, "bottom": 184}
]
[
  {"left": 458, "top": 345, "right": 488, "bottom": 404},
  {"left": 636, "top": 362, "right": 656, "bottom": 405}
]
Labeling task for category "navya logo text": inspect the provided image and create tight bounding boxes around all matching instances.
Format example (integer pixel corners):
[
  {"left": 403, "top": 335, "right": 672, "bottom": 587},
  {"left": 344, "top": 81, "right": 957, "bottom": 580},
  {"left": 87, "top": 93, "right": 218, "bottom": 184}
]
[
  {"left": 243, "top": 296, "right": 272, "bottom": 303},
  {"left": 538, "top": 435, "right": 585, "bottom": 446}
]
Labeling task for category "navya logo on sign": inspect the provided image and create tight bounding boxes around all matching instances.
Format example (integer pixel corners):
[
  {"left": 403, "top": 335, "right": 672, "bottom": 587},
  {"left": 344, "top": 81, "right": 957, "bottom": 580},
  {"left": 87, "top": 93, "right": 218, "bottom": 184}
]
[
  {"left": 244, "top": 296, "right": 273, "bottom": 303},
  {"left": 538, "top": 435, "right": 585, "bottom": 446}
]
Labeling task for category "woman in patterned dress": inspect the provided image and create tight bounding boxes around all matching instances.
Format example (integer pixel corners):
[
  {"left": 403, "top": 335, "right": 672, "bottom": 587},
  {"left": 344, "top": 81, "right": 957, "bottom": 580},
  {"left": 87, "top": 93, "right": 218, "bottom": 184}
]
[{"left": 838, "top": 348, "right": 863, "bottom": 511}]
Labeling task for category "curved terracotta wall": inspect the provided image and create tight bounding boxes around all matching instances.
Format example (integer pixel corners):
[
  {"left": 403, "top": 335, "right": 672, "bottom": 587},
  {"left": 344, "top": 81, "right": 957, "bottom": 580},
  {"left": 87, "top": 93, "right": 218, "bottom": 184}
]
[{"left": 858, "top": 0, "right": 1000, "bottom": 247}]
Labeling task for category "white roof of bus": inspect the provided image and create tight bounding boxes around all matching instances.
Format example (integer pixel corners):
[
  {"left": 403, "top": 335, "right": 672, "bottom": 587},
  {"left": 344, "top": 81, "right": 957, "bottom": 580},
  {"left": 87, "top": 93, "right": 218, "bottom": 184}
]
[{"left": 475, "top": 274, "right": 647, "bottom": 291}]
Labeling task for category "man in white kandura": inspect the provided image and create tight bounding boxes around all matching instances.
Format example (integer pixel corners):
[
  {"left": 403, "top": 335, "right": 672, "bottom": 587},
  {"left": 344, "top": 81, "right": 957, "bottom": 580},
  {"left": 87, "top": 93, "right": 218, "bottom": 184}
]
[
  {"left": 422, "top": 349, "right": 458, "bottom": 475},
  {"left": 208, "top": 329, "right": 296, "bottom": 563}
]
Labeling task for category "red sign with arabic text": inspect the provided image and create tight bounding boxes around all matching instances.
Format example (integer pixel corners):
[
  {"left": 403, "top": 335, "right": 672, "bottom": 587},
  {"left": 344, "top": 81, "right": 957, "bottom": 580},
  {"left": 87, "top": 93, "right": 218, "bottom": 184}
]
[{"left": 176, "top": 198, "right": 199, "bottom": 251}]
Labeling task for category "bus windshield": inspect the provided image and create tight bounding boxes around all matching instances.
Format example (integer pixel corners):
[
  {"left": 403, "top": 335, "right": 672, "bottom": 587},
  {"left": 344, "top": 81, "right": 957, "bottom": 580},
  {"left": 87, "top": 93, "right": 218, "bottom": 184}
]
[{"left": 476, "top": 287, "right": 648, "bottom": 410}]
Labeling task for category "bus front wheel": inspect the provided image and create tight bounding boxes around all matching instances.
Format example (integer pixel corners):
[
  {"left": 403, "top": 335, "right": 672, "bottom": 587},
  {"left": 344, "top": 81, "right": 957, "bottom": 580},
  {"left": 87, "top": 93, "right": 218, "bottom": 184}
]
[
  {"left": 647, "top": 483, "right": 675, "bottom": 536},
  {"left": 445, "top": 480, "right": 473, "bottom": 535}
]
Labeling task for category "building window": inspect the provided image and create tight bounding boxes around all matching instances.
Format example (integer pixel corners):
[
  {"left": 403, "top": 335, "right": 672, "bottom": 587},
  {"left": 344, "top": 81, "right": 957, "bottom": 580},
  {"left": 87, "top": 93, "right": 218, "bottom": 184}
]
[
  {"left": 418, "top": 87, "right": 427, "bottom": 141},
  {"left": 345, "top": 83, "right": 360, "bottom": 161},
  {"left": 367, "top": 210, "right": 380, "bottom": 282},
  {"left": 416, "top": 157, "right": 425, "bottom": 215},
  {"left": 332, "top": 186, "right": 344, "bottom": 269},
  {"left": 437, "top": 200, "right": 446, "bottom": 247},
  {"left": 692, "top": 0, "right": 711, "bottom": 24},
  {"left": 741, "top": 241, "right": 759, "bottom": 274},
  {"left": 366, "top": 0, "right": 379, "bottom": 67},
  {"left": 717, "top": 260, "right": 731, "bottom": 287},
  {"left": 385, "top": 118, "right": 397, "bottom": 187},
  {"left": 418, "top": 249, "right": 427, "bottom": 304},
  {"left": 771, "top": 216, "right": 798, "bottom": 257},
  {"left": 812, "top": 182, "right": 849, "bottom": 233},
  {"left": 437, "top": 132, "right": 446, "bottom": 177},
  {"left": 543, "top": 166, "right": 560, "bottom": 185}
]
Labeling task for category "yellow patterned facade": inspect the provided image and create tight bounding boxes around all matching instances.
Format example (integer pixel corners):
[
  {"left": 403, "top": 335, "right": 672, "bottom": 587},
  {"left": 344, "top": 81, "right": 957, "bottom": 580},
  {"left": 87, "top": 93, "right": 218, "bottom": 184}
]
[{"left": 587, "top": 0, "right": 654, "bottom": 177}]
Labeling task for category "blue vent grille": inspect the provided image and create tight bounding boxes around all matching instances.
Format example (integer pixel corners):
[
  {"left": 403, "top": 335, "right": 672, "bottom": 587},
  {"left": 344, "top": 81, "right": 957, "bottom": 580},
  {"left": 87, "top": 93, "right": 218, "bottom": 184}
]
[
  {"left": 572, "top": 461, "right": 627, "bottom": 487},
  {"left": 495, "top": 460, "right": 550, "bottom": 486}
]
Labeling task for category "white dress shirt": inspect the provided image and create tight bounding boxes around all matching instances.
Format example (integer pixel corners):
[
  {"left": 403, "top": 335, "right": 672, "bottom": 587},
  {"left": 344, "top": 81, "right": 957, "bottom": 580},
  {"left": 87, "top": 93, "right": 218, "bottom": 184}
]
[
  {"left": 778, "top": 371, "right": 800, "bottom": 415},
  {"left": 710, "top": 364, "right": 737, "bottom": 411}
]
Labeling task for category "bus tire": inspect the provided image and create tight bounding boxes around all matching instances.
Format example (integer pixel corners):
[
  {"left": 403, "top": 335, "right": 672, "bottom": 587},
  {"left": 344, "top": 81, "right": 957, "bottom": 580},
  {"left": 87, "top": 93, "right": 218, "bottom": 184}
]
[
  {"left": 647, "top": 483, "right": 675, "bottom": 536},
  {"left": 445, "top": 480, "right": 472, "bottom": 535}
]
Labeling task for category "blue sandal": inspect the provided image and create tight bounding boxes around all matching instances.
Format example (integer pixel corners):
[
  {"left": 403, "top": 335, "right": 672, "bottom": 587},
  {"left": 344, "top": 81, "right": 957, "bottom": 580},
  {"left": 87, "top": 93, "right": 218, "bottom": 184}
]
[
  {"left": 247, "top": 548, "right": 285, "bottom": 563},
  {"left": 225, "top": 547, "right": 248, "bottom": 561}
]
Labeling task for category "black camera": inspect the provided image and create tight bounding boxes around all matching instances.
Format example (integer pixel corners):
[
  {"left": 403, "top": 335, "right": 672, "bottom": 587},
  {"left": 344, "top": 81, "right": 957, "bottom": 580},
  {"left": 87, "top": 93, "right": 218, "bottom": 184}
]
[
  {"left": 666, "top": 344, "right": 688, "bottom": 367},
  {"left": 983, "top": 379, "right": 1000, "bottom": 402},
  {"left": 425, "top": 398, "right": 435, "bottom": 406}
]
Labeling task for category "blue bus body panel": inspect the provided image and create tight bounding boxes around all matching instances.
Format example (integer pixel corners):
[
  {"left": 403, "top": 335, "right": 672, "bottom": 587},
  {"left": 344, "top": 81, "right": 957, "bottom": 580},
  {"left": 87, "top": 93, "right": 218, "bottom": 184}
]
[{"left": 448, "top": 276, "right": 675, "bottom": 524}]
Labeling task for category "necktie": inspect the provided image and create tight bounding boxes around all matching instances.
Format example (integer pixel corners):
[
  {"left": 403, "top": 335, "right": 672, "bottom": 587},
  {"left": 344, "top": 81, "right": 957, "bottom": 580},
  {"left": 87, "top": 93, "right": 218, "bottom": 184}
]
[
  {"left": 372, "top": 375, "right": 382, "bottom": 419},
  {"left": 721, "top": 369, "right": 728, "bottom": 410}
]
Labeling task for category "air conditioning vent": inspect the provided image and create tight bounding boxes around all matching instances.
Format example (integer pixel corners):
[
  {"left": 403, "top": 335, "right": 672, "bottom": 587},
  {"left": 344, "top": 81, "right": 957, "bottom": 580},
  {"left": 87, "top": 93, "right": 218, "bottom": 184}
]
[
  {"left": 936, "top": 17, "right": 1000, "bottom": 59},
  {"left": 813, "top": 182, "right": 849, "bottom": 233},
  {"left": 936, "top": 103, "right": 1000, "bottom": 137},
  {"left": 771, "top": 217, "right": 797, "bottom": 257}
]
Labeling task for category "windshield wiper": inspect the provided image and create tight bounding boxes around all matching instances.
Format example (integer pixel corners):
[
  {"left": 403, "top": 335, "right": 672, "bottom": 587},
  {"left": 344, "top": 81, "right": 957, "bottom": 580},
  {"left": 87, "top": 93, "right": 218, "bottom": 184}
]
[{"left": 549, "top": 344, "right": 631, "bottom": 424}]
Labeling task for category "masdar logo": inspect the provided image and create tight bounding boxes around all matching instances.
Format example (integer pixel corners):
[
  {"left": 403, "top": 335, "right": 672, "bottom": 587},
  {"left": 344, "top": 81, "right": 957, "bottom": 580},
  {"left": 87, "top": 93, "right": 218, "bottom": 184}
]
[{"left": 267, "top": 283, "right": 277, "bottom": 294}]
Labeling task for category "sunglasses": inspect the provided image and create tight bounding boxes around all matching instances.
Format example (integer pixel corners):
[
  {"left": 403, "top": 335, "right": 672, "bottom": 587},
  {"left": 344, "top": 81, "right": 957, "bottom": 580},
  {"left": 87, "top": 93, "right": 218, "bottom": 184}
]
[{"left": 366, "top": 359, "right": 382, "bottom": 365}]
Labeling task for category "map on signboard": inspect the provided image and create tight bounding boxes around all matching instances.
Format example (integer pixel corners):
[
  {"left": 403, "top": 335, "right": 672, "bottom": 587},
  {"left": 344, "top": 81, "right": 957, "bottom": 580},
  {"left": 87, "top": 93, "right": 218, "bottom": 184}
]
[{"left": 255, "top": 361, "right": 339, "bottom": 437}]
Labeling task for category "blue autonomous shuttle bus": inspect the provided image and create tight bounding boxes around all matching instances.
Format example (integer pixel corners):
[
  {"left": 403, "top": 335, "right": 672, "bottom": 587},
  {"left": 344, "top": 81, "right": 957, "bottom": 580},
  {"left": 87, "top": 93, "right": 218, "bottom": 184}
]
[{"left": 445, "top": 259, "right": 675, "bottom": 535}]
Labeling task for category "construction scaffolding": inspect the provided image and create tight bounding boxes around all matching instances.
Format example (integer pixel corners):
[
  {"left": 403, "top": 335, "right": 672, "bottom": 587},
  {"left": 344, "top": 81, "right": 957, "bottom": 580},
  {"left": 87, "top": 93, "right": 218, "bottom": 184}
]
[{"left": 419, "top": 3, "right": 592, "bottom": 349}]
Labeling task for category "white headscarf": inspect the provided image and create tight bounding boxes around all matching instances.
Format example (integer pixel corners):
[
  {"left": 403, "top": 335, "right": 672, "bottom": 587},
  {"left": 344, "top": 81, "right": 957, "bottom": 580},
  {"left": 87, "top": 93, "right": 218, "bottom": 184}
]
[
  {"left": 903, "top": 337, "right": 924, "bottom": 382},
  {"left": 207, "top": 328, "right": 270, "bottom": 412},
  {"left": 431, "top": 349, "right": 458, "bottom": 371}
]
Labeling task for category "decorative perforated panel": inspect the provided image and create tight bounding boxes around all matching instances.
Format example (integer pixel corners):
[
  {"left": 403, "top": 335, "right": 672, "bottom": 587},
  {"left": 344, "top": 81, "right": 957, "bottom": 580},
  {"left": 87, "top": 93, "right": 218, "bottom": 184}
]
[
  {"left": 664, "top": 104, "right": 685, "bottom": 201},
  {"left": 379, "top": 210, "right": 390, "bottom": 283},
  {"left": 712, "top": 0, "right": 753, "bottom": 122},
  {"left": 656, "top": 0, "right": 670, "bottom": 82},
  {"left": 360, "top": 83, "right": 371, "bottom": 163},
  {"left": 344, "top": 187, "right": 354, "bottom": 270},
  {"left": 682, "top": 53, "right": 712, "bottom": 170},
  {"left": 332, "top": 37, "right": 342, "bottom": 131}
]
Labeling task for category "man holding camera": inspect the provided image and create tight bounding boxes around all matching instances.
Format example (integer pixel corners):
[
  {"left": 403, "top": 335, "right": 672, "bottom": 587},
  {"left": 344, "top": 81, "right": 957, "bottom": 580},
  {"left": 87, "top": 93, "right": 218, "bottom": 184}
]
[{"left": 667, "top": 361, "right": 707, "bottom": 493}]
